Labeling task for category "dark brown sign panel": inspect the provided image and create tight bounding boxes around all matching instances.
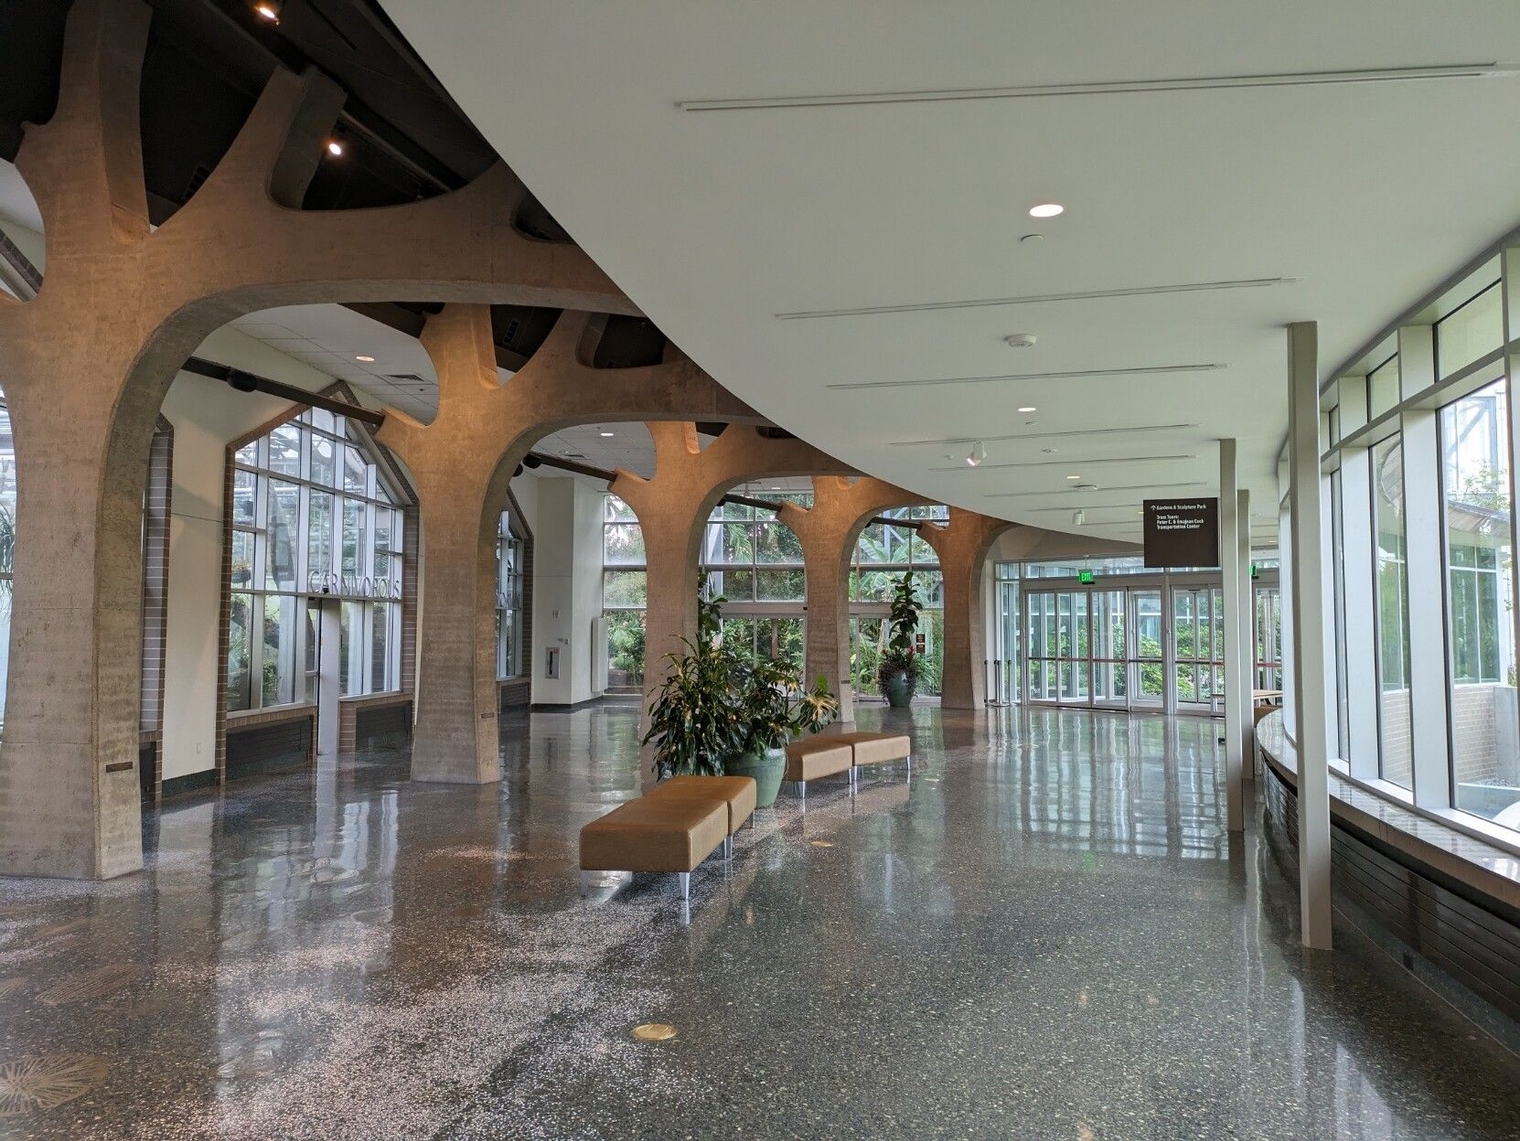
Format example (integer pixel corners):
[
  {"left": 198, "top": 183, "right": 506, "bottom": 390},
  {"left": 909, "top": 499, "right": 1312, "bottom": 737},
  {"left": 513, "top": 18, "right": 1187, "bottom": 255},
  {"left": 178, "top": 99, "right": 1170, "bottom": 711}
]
[{"left": 1143, "top": 499, "right": 1220, "bottom": 569}]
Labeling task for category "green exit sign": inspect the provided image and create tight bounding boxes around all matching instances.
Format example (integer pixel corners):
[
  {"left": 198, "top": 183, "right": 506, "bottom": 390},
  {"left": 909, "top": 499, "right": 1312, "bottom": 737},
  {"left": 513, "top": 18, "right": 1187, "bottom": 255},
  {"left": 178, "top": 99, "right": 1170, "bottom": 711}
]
[{"left": 1078, "top": 570, "right": 1095, "bottom": 584}]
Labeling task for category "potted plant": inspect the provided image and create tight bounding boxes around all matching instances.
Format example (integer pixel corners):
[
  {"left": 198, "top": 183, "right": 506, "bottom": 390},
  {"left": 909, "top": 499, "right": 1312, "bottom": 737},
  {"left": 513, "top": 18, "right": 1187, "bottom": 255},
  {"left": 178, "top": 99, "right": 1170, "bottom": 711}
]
[
  {"left": 642, "top": 595, "right": 739, "bottom": 779},
  {"left": 723, "top": 662, "right": 839, "bottom": 807},
  {"left": 875, "top": 570, "right": 922, "bottom": 708},
  {"left": 643, "top": 593, "right": 839, "bottom": 805}
]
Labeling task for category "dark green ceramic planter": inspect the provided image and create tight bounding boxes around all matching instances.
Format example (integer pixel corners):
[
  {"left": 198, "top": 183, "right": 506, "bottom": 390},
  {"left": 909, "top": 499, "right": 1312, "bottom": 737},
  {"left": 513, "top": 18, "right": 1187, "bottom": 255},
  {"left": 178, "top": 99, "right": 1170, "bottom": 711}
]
[
  {"left": 723, "top": 746, "right": 786, "bottom": 807},
  {"left": 881, "top": 668, "right": 916, "bottom": 708}
]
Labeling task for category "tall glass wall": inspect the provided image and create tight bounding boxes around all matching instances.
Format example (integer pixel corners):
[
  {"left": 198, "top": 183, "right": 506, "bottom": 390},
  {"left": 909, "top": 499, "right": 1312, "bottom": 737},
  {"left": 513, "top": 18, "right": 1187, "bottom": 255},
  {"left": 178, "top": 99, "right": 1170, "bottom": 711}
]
[
  {"left": 495, "top": 510, "right": 524, "bottom": 680},
  {"left": 227, "top": 409, "right": 405, "bottom": 711},
  {"left": 602, "top": 493, "right": 948, "bottom": 698},
  {"left": 1322, "top": 257, "right": 1520, "bottom": 835},
  {"left": 850, "top": 505, "right": 946, "bottom": 698}
]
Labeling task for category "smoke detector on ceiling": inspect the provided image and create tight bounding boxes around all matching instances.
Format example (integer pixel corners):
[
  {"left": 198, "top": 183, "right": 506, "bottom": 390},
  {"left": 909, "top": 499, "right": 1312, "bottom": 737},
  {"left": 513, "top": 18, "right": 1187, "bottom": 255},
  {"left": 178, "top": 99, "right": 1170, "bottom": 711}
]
[{"left": 1004, "top": 333, "right": 1038, "bottom": 349}]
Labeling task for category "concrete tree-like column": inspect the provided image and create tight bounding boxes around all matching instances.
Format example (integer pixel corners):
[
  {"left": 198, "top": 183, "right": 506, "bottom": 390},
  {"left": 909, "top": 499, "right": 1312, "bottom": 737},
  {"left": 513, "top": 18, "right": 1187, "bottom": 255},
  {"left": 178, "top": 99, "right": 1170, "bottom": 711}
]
[
  {"left": 378, "top": 306, "right": 759, "bottom": 783},
  {"left": 919, "top": 510, "right": 1016, "bottom": 710},
  {"left": 609, "top": 425, "right": 850, "bottom": 719},
  {"left": 778, "top": 477, "right": 926, "bottom": 722},
  {"left": 0, "top": 0, "right": 634, "bottom": 878}
]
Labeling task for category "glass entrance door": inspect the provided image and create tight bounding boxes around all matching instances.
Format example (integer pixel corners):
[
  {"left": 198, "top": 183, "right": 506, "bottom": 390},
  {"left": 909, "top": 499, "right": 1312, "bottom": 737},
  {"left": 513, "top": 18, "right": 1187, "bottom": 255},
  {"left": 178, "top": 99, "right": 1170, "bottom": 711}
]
[
  {"left": 1091, "top": 590, "right": 1128, "bottom": 708},
  {"left": 1254, "top": 585, "right": 1283, "bottom": 692},
  {"left": 1129, "top": 589, "right": 1165, "bottom": 708},
  {"left": 1173, "top": 587, "right": 1224, "bottom": 714}
]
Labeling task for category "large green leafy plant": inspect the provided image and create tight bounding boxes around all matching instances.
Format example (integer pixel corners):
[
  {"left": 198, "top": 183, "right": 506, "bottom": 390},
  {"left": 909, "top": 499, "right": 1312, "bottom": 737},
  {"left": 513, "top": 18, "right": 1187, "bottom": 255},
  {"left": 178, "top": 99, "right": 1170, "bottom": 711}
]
[
  {"left": 731, "top": 660, "right": 840, "bottom": 756},
  {"left": 643, "top": 593, "right": 839, "bottom": 778},
  {"left": 875, "top": 570, "right": 923, "bottom": 690}
]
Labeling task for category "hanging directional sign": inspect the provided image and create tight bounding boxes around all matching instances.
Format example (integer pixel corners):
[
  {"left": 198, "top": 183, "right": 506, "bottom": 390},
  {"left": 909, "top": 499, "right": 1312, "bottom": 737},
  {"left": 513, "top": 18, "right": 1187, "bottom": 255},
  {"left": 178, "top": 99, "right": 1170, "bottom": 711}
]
[{"left": 1143, "top": 499, "right": 1220, "bottom": 569}]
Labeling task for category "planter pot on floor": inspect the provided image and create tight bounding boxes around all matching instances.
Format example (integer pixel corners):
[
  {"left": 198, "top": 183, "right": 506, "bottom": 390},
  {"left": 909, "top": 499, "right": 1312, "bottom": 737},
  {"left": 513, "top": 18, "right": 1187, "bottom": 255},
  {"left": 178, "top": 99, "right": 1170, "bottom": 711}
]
[
  {"left": 723, "top": 746, "right": 786, "bottom": 808},
  {"left": 880, "top": 669, "right": 916, "bottom": 708}
]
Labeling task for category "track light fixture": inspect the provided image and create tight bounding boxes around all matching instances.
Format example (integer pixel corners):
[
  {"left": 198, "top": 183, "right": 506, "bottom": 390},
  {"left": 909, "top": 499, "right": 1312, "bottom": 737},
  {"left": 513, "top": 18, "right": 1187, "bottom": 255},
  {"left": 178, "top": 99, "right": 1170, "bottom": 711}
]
[{"left": 966, "top": 440, "right": 987, "bottom": 467}]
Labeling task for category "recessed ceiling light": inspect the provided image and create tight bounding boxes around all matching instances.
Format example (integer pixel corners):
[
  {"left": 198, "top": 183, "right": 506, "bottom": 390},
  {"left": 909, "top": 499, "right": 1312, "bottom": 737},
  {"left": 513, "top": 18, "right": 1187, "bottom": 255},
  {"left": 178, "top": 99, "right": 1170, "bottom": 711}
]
[
  {"left": 1017, "top": 406, "right": 1037, "bottom": 413},
  {"left": 599, "top": 429, "right": 615, "bottom": 437},
  {"left": 1067, "top": 474, "right": 1082, "bottom": 481},
  {"left": 1004, "top": 333, "right": 1037, "bottom": 349},
  {"left": 254, "top": 1, "right": 280, "bottom": 21},
  {"left": 326, "top": 139, "right": 344, "bottom": 157},
  {"left": 1041, "top": 448, "right": 1056, "bottom": 454},
  {"left": 355, "top": 354, "right": 374, "bottom": 363},
  {"left": 1020, "top": 233, "right": 1044, "bottom": 244},
  {"left": 1029, "top": 203, "right": 1064, "bottom": 219}
]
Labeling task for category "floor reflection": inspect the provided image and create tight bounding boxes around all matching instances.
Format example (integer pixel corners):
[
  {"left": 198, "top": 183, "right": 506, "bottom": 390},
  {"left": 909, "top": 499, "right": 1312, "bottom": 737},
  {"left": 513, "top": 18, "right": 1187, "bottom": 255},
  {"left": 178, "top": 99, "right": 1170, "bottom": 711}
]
[{"left": 0, "top": 703, "right": 1512, "bottom": 1139}]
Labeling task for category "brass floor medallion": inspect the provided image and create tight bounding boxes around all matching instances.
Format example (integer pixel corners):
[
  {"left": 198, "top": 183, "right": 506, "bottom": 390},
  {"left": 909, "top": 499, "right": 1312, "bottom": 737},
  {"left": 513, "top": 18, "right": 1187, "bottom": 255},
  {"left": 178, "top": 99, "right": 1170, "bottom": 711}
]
[
  {"left": 630, "top": 1023, "right": 676, "bottom": 1042},
  {"left": 810, "top": 840, "right": 834, "bottom": 848},
  {"left": 0, "top": 1054, "right": 107, "bottom": 1117},
  {"left": 37, "top": 964, "right": 143, "bottom": 1006}
]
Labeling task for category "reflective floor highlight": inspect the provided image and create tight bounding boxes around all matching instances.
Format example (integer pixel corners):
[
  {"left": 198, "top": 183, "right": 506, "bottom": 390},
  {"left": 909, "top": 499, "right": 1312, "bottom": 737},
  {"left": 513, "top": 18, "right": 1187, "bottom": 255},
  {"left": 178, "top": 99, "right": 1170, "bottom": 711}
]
[{"left": 0, "top": 704, "right": 1517, "bottom": 1139}]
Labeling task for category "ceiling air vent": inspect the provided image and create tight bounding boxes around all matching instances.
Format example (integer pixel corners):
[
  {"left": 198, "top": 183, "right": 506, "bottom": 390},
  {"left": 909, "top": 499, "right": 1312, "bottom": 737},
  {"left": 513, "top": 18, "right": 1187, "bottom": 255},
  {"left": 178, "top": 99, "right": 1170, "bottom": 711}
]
[{"left": 387, "top": 374, "right": 429, "bottom": 387}]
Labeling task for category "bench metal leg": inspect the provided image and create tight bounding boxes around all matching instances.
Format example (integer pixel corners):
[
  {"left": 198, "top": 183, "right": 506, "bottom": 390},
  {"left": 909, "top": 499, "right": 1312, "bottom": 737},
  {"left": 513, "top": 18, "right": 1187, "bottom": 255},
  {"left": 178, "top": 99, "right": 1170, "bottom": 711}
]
[
  {"left": 723, "top": 835, "right": 733, "bottom": 860},
  {"left": 678, "top": 871, "right": 690, "bottom": 900},
  {"left": 797, "top": 780, "right": 806, "bottom": 803},
  {"left": 580, "top": 871, "right": 593, "bottom": 896}
]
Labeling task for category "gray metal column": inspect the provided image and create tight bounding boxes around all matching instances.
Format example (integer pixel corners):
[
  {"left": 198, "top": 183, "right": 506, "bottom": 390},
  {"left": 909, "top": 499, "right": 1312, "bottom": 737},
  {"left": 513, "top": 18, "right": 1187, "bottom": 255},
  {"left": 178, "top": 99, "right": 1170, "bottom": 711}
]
[
  {"left": 1287, "top": 321, "right": 1334, "bottom": 950},
  {"left": 1236, "top": 487, "right": 1253, "bottom": 782},
  {"left": 1219, "top": 440, "right": 1245, "bottom": 832}
]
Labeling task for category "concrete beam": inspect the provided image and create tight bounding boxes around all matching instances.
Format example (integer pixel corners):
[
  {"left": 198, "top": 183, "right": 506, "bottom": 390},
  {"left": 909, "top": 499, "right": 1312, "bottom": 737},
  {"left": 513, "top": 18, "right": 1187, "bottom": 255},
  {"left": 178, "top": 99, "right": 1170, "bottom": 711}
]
[
  {"left": 0, "top": 0, "right": 644, "bottom": 877},
  {"left": 610, "top": 425, "right": 851, "bottom": 727},
  {"left": 378, "top": 306, "right": 763, "bottom": 784}
]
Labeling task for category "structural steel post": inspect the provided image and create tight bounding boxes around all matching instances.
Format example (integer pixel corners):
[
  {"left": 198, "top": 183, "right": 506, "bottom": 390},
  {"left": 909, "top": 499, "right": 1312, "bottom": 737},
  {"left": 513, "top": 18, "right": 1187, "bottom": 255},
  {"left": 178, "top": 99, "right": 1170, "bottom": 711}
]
[
  {"left": 1287, "top": 321, "right": 1334, "bottom": 950},
  {"left": 1219, "top": 439, "right": 1245, "bottom": 832}
]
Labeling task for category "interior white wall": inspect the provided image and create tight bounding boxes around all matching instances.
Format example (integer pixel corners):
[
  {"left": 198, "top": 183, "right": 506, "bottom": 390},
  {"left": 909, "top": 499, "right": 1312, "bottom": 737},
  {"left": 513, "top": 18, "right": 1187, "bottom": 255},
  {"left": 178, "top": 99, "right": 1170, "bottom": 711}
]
[
  {"left": 158, "top": 326, "right": 341, "bottom": 782},
  {"left": 528, "top": 475, "right": 605, "bottom": 705}
]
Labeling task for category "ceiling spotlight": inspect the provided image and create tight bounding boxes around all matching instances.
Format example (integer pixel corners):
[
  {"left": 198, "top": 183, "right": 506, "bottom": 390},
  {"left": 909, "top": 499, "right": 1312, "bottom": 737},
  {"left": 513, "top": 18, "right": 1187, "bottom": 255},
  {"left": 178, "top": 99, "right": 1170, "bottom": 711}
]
[
  {"left": 1072, "top": 509, "right": 1086, "bottom": 526},
  {"left": 355, "top": 354, "right": 374, "bottom": 363},
  {"left": 1017, "top": 405, "right": 1037, "bottom": 413},
  {"left": 254, "top": 1, "right": 280, "bottom": 22},
  {"left": 1004, "top": 333, "right": 1037, "bottom": 349},
  {"left": 599, "top": 429, "right": 615, "bottom": 437},
  {"left": 1029, "top": 203, "right": 1064, "bottom": 219},
  {"left": 966, "top": 441, "right": 987, "bottom": 467},
  {"left": 326, "top": 139, "right": 344, "bottom": 157}
]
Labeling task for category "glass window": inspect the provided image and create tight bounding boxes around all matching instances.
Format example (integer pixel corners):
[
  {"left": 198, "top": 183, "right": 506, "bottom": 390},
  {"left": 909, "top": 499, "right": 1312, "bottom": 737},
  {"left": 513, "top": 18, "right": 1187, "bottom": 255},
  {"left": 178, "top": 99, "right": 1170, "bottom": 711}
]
[
  {"left": 1441, "top": 380, "right": 1518, "bottom": 820},
  {"left": 1368, "top": 356, "right": 1401, "bottom": 421},
  {"left": 1437, "top": 281, "right": 1503, "bottom": 379},
  {"left": 496, "top": 511, "right": 524, "bottom": 680},
  {"left": 228, "top": 415, "right": 406, "bottom": 711},
  {"left": 1371, "top": 436, "right": 1413, "bottom": 788}
]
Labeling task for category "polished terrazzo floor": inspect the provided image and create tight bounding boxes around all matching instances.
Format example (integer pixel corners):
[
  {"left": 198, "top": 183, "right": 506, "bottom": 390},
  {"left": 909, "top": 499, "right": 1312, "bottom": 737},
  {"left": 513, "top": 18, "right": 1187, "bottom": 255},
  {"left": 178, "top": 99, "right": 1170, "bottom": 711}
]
[{"left": 0, "top": 703, "right": 1517, "bottom": 1139}]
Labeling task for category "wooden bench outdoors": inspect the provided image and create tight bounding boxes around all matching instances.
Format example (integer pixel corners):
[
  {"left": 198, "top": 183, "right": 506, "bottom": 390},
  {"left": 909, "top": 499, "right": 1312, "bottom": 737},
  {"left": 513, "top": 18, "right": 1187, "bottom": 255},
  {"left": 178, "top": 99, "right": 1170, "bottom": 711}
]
[{"left": 579, "top": 774, "right": 757, "bottom": 899}]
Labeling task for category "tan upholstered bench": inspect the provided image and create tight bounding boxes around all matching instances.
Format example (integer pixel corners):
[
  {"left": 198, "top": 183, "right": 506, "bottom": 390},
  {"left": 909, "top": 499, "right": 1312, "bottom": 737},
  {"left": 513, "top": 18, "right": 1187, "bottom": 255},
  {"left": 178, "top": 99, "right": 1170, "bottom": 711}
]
[
  {"left": 782, "top": 739, "right": 853, "bottom": 802},
  {"left": 830, "top": 731, "right": 912, "bottom": 787},
  {"left": 579, "top": 796, "right": 728, "bottom": 899},
  {"left": 646, "top": 775, "right": 757, "bottom": 857}
]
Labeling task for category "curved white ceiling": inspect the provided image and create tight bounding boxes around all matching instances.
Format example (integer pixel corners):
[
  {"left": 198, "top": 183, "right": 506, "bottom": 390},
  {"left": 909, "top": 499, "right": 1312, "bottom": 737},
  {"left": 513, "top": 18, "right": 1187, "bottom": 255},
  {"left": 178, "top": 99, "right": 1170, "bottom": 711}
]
[{"left": 382, "top": 0, "right": 1520, "bottom": 544}]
